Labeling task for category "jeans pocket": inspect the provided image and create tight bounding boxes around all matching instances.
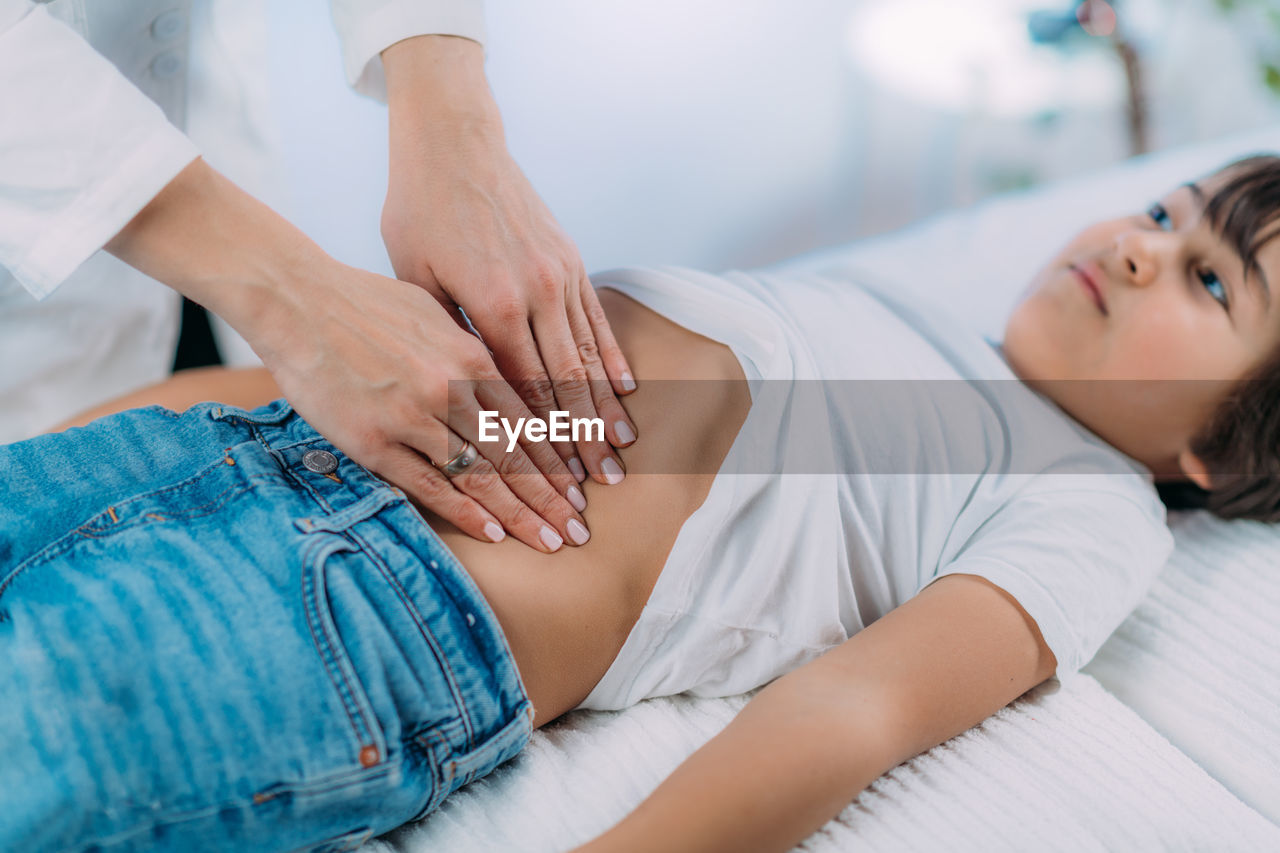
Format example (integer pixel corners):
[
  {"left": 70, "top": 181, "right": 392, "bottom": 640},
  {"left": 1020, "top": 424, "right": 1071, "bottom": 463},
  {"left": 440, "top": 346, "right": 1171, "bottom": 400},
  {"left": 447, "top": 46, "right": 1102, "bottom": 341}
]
[
  {"left": 0, "top": 493, "right": 401, "bottom": 851},
  {"left": 301, "top": 533, "right": 389, "bottom": 771}
]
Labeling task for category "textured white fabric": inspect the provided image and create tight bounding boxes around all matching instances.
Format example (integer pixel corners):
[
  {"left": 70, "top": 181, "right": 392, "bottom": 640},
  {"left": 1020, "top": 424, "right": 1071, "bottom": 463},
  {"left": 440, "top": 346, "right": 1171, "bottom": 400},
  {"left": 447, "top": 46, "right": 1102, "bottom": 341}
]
[
  {"left": 1085, "top": 510, "right": 1280, "bottom": 823},
  {"left": 381, "top": 676, "right": 1280, "bottom": 852},
  {"left": 579, "top": 265, "right": 1171, "bottom": 710}
]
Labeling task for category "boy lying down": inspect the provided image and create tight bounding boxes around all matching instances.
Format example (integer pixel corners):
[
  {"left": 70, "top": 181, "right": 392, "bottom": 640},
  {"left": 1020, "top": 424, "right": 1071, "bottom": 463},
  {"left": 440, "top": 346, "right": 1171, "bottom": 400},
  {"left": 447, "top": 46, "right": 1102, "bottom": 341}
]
[{"left": 3, "top": 155, "right": 1279, "bottom": 852}]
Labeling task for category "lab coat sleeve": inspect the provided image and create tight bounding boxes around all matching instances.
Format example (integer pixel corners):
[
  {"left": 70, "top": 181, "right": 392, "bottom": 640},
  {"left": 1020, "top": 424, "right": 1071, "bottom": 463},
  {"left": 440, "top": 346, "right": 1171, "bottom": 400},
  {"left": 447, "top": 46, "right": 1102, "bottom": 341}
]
[
  {"left": 0, "top": 2, "right": 199, "bottom": 299},
  {"left": 329, "top": 0, "right": 486, "bottom": 103}
]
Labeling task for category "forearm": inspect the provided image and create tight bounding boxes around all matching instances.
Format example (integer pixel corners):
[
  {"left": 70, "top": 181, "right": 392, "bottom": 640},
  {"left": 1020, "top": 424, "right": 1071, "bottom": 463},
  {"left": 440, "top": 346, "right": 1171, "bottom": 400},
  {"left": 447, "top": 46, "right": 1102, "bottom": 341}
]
[
  {"left": 579, "top": 575, "right": 1056, "bottom": 853},
  {"left": 581, "top": 674, "right": 900, "bottom": 853},
  {"left": 100, "top": 96, "right": 590, "bottom": 551},
  {"left": 103, "top": 158, "right": 334, "bottom": 367}
]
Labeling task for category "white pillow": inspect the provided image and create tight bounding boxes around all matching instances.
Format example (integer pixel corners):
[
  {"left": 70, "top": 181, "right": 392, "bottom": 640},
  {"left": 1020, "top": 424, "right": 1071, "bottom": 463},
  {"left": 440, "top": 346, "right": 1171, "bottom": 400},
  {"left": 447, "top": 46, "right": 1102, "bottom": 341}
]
[{"left": 769, "top": 124, "right": 1280, "bottom": 343}]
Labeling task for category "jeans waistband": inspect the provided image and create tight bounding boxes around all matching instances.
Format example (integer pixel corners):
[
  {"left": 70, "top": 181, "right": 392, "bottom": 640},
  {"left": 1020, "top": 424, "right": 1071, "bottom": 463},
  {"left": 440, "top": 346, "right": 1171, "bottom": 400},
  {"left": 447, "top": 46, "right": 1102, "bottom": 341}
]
[{"left": 209, "top": 398, "right": 401, "bottom": 524}]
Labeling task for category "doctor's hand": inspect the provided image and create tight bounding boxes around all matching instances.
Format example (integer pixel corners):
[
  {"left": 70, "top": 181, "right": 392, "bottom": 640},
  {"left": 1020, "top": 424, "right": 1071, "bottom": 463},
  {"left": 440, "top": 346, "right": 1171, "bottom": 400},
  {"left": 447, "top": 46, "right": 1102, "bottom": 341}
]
[
  {"left": 256, "top": 263, "right": 596, "bottom": 553},
  {"left": 380, "top": 35, "right": 637, "bottom": 486},
  {"left": 105, "top": 158, "right": 588, "bottom": 553}
]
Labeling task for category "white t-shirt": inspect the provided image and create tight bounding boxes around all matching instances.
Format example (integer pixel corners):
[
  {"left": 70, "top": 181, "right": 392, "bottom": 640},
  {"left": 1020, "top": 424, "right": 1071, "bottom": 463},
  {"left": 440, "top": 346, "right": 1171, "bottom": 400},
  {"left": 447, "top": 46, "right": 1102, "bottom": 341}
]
[{"left": 579, "top": 266, "right": 1175, "bottom": 710}]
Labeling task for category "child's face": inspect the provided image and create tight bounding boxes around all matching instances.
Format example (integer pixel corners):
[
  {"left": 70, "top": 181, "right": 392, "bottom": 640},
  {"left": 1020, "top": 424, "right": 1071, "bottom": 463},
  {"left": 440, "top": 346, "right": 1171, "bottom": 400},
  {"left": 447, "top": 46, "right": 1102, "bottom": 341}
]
[{"left": 1002, "top": 172, "right": 1280, "bottom": 485}]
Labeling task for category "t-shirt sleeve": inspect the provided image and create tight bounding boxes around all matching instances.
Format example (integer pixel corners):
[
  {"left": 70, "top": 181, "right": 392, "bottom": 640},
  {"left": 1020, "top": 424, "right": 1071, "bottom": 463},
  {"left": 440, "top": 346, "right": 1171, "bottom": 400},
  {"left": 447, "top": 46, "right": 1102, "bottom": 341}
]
[
  {"left": 925, "top": 486, "right": 1175, "bottom": 676},
  {"left": 329, "top": 0, "right": 487, "bottom": 103},
  {"left": 0, "top": 2, "right": 199, "bottom": 298}
]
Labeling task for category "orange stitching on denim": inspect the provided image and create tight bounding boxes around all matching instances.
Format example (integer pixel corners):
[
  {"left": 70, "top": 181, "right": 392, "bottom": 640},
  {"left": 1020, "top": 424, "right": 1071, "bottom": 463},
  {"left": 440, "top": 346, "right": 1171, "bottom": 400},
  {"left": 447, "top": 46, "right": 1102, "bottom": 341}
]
[
  {"left": 107, "top": 507, "right": 118, "bottom": 524},
  {"left": 89, "top": 762, "right": 394, "bottom": 849},
  {"left": 300, "top": 542, "right": 373, "bottom": 752},
  {"left": 73, "top": 476, "right": 271, "bottom": 540},
  {"left": 1, "top": 477, "right": 269, "bottom": 601},
  {"left": 346, "top": 524, "right": 475, "bottom": 746},
  {"left": 70, "top": 475, "right": 265, "bottom": 540},
  {"left": 87, "top": 472, "right": 277, "bottom": 536}
]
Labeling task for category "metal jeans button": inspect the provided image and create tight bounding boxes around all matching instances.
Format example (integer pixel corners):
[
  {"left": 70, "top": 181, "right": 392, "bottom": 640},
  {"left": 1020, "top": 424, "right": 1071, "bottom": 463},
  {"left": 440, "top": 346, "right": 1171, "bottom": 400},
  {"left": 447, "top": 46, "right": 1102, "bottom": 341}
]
[
  {"left": 302, "top": 449, "right": 339, "bottom": 474},
  {"left": 151, "top": 10, "right": 186, "bottom": 40}
]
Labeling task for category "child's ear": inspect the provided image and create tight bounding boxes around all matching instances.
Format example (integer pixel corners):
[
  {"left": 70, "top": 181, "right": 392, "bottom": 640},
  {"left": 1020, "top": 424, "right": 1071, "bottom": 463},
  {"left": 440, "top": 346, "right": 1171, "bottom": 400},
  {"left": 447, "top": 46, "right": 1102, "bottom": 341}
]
[{"left": 1177, "top": 448, "right": 1213, "bottom": 491}]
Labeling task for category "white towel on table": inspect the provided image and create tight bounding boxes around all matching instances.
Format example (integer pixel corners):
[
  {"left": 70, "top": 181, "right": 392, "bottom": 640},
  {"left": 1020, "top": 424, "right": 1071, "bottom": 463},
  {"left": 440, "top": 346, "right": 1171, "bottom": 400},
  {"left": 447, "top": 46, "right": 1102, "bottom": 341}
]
[{"left": 369, "top": 675, "right": 1277, "bottom": 852}]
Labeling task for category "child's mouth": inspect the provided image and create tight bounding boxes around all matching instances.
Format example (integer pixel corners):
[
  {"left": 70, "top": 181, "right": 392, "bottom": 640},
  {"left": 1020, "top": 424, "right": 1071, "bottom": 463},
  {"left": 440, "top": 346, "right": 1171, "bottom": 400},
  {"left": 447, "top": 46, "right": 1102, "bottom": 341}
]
[{"left": 1070, "top": 264, "right": 1108, "bottom": 316}]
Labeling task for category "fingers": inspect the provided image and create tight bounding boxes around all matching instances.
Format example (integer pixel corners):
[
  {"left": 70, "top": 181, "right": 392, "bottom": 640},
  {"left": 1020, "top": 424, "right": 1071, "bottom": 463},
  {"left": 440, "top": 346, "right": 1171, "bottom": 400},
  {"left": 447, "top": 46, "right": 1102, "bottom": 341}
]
[
  {"left": 427, "top": 395, "right": 589, "bottom": 553},
  {"left": 495, "top": 323, "right": 591, "bottom": 480},
  {"left": 579, "top": 278, "right": 636, "bottom": 395},
  {"left": 529, "top": 303, "right": 632, "bottom": 486},
  {"left": 376, "top": 444, "right": 507, "bottom": 545},
  {"left": 476, "top": 296, "right": 620, "bottom": 486},
  {"left": 481, "top": 313, "right": 573, "bottom": 457},
  {"left": 368, "top": 355, "right": 589, "bottom": 553},
  {"left": 561, "top": 280, "right": 638, "bottom": 483},
  {"left": 473, "top": 379, "right": 584, "bottom": 505}
]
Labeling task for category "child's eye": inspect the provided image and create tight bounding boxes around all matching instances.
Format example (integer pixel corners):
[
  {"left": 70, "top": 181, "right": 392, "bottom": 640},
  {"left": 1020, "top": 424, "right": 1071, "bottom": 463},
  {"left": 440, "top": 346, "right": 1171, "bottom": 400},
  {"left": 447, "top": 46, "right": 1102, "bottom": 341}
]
[
  {"left": 1199, "top": 269, "right": 1229, "bottom": 310},
  {"left": 1147, "top": 202, "right": 1173, "bottom": 230}
]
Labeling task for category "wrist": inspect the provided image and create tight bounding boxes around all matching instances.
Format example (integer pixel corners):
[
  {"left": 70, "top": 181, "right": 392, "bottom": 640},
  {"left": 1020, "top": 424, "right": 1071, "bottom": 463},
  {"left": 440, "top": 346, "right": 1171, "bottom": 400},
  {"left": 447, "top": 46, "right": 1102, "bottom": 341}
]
[{"left": 383, "top": 34, "right": 500, "bottom": 127}]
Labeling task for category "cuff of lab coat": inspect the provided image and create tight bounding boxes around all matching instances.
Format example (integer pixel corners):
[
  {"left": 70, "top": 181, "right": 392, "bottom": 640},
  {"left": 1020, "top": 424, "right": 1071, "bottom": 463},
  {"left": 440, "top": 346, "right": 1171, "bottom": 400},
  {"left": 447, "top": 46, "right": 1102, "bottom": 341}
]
[
  {"left": 0, "top": 4, "right": 201, "bottom": 299},
  {"left": 15, "top": 128, "right": 199, "bottom": 300},
  {"left": 336, "top": 0, "right": 487, "bottom": 103}
]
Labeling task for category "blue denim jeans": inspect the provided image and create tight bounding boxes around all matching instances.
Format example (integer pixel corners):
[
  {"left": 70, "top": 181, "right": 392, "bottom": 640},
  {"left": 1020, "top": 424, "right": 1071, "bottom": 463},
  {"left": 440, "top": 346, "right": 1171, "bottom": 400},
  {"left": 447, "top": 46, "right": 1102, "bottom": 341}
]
[{"left": 0, "top": 400, "right": 532, "bottom": 852}]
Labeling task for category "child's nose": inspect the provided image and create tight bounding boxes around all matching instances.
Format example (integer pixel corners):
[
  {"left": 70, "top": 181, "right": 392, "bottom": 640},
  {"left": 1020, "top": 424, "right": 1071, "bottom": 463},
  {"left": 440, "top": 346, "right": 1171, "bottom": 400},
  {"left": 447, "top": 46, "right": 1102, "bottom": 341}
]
[{"left": 1115, "top": 230, "right": 1164, "bottom": 287}]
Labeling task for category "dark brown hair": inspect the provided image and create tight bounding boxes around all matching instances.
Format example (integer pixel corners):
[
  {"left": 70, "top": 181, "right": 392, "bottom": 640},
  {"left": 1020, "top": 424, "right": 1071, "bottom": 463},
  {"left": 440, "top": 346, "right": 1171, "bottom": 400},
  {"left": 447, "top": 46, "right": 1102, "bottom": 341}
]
[{"left": 1156, "top": 154, "right": 1280, "bottom": 521}]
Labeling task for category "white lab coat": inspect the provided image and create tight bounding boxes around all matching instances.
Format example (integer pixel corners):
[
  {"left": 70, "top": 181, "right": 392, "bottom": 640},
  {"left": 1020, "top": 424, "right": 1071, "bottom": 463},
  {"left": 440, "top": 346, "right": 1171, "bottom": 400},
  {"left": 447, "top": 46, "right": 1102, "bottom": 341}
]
[{"left": 0, "top": 0, "right": 485, "bottom": 443}]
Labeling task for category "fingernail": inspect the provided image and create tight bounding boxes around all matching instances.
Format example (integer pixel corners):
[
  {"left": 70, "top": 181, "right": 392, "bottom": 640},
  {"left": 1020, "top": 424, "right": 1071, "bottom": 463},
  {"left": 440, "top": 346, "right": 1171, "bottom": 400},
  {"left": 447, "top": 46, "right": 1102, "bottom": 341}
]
[
  {"left": 568, "top": 457, "right": 586, "bottom": 482},
  {"left": 567, "top": 518, "right": 590, "bottom": 545},
  {"left": 601, "top": 457, "right": 625, "bottom": 485},
  {"left": 614, "top": 421, "right": 636, "bottom": 445},
  {"left": 484, "top": 521, "right": 505, "bottom": 543},
  {"left": 567, "top": 484, "right": 587, "bottom": 512},
  {"left": 620, "top": 371, "right": 637, "bottom": 392},
  {"left": 540, "top": 525, "right": 563, "bottom": 552}
]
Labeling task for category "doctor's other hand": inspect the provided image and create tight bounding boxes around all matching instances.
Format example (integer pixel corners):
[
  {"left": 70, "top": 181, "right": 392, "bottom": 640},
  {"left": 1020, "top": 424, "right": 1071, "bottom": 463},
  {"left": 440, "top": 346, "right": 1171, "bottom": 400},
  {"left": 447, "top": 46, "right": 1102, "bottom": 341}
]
[
  {"left": 104, "top": 158, "right": 586, "bottom": 553},
  {"left": 380, "top": 35, "right": 638, "bottom": 486}
]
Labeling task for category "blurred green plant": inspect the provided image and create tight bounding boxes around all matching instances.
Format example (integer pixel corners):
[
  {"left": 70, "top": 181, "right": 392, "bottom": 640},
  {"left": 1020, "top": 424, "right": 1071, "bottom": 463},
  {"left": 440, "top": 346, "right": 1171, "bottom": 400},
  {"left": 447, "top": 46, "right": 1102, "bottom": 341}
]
[
  {"left": 1030, "top": 0, "right": 1280, "bottom": 155},
  {"left": 1212, "top": 0, "right": 1280, "bottom": 95}
]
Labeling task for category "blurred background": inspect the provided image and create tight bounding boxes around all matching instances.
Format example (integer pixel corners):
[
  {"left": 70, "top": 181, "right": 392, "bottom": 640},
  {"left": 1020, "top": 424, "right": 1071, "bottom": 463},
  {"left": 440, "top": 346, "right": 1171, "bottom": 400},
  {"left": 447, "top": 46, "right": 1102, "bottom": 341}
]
[{"left": 266, "top": 0, "right": 1280, "bottom": 277}]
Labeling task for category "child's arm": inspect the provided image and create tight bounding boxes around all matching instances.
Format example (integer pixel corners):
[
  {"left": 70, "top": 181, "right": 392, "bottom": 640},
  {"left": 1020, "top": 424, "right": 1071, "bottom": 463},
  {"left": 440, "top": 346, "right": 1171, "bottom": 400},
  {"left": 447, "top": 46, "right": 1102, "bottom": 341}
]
[
  {"left": 575, "top": 572, "right": 1056, "bottom": 853},
  {"left": 50, "top": 366, "right": 282, "bottom": 431}
]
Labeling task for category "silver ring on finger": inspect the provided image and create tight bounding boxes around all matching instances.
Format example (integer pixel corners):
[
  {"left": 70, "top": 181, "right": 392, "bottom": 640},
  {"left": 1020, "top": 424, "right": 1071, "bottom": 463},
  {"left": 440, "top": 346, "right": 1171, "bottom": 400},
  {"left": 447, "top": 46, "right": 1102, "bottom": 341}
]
[{"left": 436, "top": 440, "right": 479, "bottom": 478}]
